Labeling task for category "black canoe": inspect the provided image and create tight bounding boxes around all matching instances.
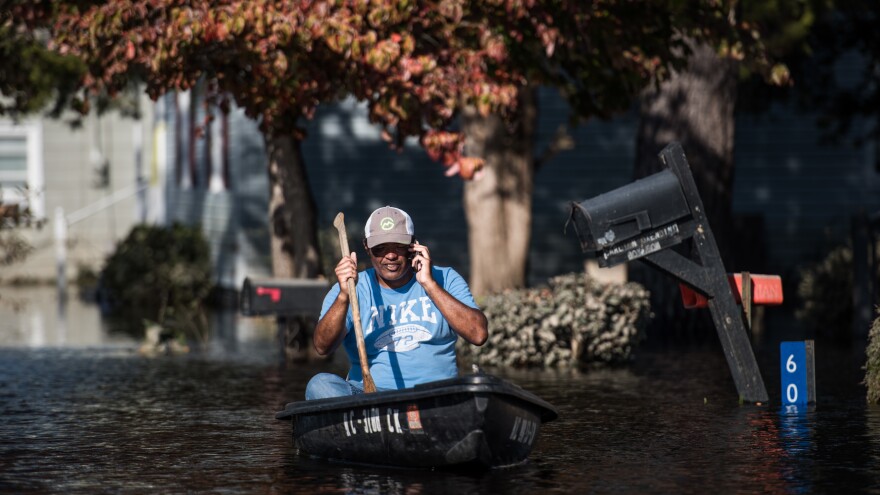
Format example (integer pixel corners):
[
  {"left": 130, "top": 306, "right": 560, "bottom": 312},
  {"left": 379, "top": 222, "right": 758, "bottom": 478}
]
[{"left": 275, "top": 373, "right": 558, "bottom": 469}]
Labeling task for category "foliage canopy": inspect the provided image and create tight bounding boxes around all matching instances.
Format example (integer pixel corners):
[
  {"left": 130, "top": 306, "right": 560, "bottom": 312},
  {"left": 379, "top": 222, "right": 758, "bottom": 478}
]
[{"left": 18, "top": 0, "right": 788, "bottom": 177}]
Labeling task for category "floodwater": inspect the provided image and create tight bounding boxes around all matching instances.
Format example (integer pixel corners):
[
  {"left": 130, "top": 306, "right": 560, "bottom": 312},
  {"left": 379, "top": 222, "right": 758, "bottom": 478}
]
[{"left": 1, "top": 286, "right": 879, "bottom": 494}]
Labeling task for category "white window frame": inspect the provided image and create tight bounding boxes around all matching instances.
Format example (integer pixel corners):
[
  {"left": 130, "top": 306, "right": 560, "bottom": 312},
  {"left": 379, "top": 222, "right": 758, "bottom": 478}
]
[{"left": 0, "top": 120, "right": 44, "bottom": 219}]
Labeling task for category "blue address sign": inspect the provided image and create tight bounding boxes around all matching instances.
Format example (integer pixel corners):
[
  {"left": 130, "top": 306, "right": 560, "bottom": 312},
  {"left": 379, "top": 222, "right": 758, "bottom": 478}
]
[{"left": 780, "top": 341, "right": 809, "bottom": 406}]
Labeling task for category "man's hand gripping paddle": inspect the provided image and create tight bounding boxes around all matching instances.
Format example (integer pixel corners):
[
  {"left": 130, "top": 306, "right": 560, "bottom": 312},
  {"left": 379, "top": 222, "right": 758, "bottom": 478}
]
[{"left": 333, "top": 212, "right": 377, "bottom": 393}]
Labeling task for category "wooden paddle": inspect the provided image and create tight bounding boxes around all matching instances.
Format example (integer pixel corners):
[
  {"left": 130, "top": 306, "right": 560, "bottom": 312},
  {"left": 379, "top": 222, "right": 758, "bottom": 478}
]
[{"left": 333, "top": 212, "right": 377, "bottom": 393}]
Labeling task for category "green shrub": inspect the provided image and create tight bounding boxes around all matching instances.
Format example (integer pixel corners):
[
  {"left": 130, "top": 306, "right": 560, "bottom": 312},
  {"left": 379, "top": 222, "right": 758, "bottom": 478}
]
[
  {"left": 796, "top": 245, "right": 854, "bottom": 337},
  {"left": 0, "top": 197, "right": 40, "bottom": 266},
  {"left": 0, "top": 231, "right": 32, "bottom": 266},
  {"left": 100, "top": 223, "right": 213, "bottom": 338},
  {"left": 865, "top": 311, "right": 880, "bottom": 403},
  {"left": 74, "top": 263, "right": 100, "bottom": 301},
  {"left": 75, "top": 263, "right": 99, "bottom": 288},
  {"left": 458, "top": 272, "right": 651, "bottom": 368}
]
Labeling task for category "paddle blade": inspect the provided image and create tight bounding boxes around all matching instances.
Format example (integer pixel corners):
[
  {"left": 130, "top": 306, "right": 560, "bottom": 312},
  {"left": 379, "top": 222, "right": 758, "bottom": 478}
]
[
  {"left": 333, "top": 212, "right": 345, "bottom": 230},
  {"left": 363, "top": 374, "right": 377, "bottom": 393},
  {"left": 333, "top": 212, "right": 350, "bottom": 258}
]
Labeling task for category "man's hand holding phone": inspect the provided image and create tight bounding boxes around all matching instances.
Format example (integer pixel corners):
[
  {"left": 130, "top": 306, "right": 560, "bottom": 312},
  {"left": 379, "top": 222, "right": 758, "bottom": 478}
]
[{"left": 409, "top": 240, "right": 434, "bottom": 286}]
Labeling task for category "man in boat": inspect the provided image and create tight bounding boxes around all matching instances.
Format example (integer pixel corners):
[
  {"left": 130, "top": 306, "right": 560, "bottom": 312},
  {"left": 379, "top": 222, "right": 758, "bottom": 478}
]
[{"left": 306, "top": 206, "right": 488, "bottom": 399}]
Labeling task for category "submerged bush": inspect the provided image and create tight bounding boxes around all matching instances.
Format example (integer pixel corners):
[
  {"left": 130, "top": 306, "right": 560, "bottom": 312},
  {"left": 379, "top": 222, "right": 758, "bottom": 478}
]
[
  {"left": 865, "top": 311, "right": 880, "bottom": 404},
  {"left": 458, "top": 272, "right": 651, "bottom": 368},
  {"left": 796, "top": 245, "right": 853, "bottom": 337},
  {"left": 100, "top": 223, "right": 213, "bottom": 338}
]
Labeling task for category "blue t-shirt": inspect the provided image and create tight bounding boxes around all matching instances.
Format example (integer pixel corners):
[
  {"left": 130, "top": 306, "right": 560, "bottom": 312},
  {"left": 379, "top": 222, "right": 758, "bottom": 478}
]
[{"left": 319, "top": 266, "right": 479, "bottom": 390}]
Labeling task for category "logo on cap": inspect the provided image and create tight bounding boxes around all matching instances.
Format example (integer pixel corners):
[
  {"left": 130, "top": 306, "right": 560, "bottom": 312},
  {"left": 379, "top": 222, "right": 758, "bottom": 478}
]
[{"left": 380, "top": 217, "right": 395, "bottom": 231}]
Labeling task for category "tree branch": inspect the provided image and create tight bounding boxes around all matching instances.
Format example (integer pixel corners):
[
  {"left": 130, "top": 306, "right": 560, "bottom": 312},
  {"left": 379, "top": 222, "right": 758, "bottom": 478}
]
[{"left": 533, "top": 124, "right": 574, "bottom": 172}]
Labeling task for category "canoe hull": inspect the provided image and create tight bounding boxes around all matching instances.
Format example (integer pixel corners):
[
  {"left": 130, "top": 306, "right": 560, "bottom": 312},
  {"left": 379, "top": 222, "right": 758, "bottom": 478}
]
[{"left": 277, "top": 374, "right": 557, "bottom": 469}]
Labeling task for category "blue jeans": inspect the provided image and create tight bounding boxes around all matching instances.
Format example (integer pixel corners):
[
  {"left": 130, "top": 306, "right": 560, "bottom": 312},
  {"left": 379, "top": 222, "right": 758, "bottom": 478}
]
[{"left": 305, "top": 373, "right": 365, "bottom": 400}]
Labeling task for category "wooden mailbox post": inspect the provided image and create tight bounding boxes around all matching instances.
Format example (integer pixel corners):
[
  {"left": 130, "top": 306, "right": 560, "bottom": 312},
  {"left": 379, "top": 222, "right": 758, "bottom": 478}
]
[{"left": 568, "top": 142, "right": 769, "bottom": 403}]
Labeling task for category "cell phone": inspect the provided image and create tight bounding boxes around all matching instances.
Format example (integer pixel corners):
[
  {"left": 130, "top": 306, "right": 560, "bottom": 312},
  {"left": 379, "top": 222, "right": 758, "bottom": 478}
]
[{"left": 410, "top": 238, "right": 421, "bottom": 270}]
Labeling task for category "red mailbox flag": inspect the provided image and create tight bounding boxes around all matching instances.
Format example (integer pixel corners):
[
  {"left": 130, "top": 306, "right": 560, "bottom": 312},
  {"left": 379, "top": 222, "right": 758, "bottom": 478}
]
[{"left": 680, "top": 273, "right": 783, "bottom": 309}]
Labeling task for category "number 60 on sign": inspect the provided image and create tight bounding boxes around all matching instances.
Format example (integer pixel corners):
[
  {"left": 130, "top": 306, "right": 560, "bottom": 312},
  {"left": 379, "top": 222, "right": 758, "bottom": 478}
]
[{"left": 779, "top": 341, "right": 816, "bottom": 407}]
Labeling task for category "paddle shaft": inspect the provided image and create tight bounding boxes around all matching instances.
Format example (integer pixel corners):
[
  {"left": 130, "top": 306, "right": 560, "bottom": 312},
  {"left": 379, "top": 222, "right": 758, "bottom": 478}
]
[{"left": 333, "top": 212, "right": 377, "bottom": 393}]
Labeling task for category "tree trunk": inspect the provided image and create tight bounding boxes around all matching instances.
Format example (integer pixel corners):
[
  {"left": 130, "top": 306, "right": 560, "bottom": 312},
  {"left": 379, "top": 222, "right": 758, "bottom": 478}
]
[
  {"left": 632, "top": 41, "right": 739, "bottom": 340},
  {"left": 461, "top": 87, "right": 537, "bottom": 297},
  {"left": 265, "top": 133, "right": 323, "bottom": 279}
]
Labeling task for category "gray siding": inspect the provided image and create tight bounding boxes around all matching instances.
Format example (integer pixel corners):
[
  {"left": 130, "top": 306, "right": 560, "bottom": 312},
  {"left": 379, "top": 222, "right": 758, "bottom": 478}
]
[
  {"left": 161, "top": 93, "right": 273, "bottom": 289},
  {"left": 2, "top": 106, "right": 149, "bottom": 282},
  {"left": 734, "top": 105, "right": 879, "bottom": 270}
]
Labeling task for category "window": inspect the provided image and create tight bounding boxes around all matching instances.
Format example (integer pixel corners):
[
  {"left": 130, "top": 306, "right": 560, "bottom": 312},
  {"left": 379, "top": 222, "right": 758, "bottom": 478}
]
[
  {"left": 0, "top": 136, "right": 28, "bottom": 190},
  {"left": 0, "top": 122, "right": 43, "bottom": 218}
]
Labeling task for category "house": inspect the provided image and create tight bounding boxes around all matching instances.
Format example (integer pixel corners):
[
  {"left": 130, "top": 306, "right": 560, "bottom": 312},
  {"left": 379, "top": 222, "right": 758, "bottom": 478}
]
[{"left": 0, "top": 101, "right": 153, "bottom": 284}]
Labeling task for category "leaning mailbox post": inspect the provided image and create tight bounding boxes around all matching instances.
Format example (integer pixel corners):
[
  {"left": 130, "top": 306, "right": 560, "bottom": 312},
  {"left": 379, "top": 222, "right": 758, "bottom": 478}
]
[{"left": 568, "top": 142, "right": 769, "bottom": 403}]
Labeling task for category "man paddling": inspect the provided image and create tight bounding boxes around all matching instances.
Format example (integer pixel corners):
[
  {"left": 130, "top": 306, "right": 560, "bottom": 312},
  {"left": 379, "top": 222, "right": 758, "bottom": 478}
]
[{"left": 306, "top": 206, "right": 488, "bottom": 399}]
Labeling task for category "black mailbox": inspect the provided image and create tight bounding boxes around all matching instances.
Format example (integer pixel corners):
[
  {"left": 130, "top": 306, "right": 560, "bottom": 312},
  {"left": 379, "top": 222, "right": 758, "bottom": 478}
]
[
  {"left": 565, "top": 142, "right": 770, "bottom": 403},
  {"left": 569, "top": 169, "right": 692, "bottom": 268},
  {"left": 240, "top": 277, "right": 330, "bottom": 317}
]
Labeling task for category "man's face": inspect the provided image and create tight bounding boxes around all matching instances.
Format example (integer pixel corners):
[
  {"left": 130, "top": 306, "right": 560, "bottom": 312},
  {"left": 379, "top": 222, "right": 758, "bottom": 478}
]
[{"left": 367, "top": 242, "right": 411, "bottom": 282}]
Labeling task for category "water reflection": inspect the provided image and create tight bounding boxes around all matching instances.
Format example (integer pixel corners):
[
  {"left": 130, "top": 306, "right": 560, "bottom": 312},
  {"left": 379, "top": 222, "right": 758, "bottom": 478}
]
[
  {"left": 0, "top": 285, "right": 282, "bottom": 358},
  {"left": 776, "top": 406, "right": 816, "bottom": 493},
  {"left": 0, "top": 286, "right": 120, "bottom": 347},
  {"left": 779, "top": 405, "right": 815, "bottom": 455}
]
